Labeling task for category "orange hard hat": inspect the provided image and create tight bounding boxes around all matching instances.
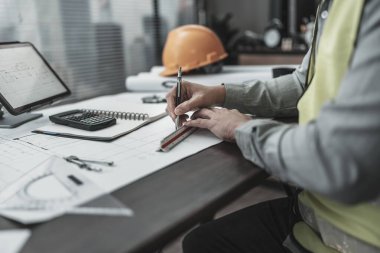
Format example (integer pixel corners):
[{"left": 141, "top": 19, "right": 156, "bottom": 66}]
[{"left": 160, "top": 25, "right": 228, "bottom": 76}]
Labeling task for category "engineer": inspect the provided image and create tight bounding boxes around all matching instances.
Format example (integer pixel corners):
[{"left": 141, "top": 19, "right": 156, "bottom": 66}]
[{"left": 166, "top": 0, "right": 380, "bottom": 252}]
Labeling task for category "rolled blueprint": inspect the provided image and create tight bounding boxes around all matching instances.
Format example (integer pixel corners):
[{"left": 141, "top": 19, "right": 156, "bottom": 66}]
[{"left": 126, "top": 66, "right": 275, "bottom": 92}]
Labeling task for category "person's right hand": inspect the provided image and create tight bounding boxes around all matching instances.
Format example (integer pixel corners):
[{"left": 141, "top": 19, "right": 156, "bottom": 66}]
[{"left": 165, "top": 81, "right": 226, "bottom": 125}]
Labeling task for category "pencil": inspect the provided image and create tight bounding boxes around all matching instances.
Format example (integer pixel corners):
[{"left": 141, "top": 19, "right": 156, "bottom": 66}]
[{"left": 175, "top": 67, "right": 182, "bottom": 129}]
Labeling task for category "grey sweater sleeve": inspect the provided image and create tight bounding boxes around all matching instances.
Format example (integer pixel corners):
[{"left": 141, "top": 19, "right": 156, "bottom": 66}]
[
  {"left": 223, "top": 49, "right": 310, "bottom": 117},
  {"left": 234, "top": 0, "right": 380, "bottom": 204}
]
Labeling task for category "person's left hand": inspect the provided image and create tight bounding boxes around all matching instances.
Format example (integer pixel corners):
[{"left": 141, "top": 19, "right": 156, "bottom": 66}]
[{"left": 183, "top": 108, "right": 251, "bottom": 142}]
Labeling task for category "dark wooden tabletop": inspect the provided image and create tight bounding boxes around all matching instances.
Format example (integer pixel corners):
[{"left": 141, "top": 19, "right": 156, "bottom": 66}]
[{"left": 0, "top": 142, "right": 268, "bottom": 253}]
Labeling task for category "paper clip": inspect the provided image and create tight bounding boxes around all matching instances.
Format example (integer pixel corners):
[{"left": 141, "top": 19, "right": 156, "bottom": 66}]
[{"left": 159, "top": 126, "right": 197, "bottom": 152}]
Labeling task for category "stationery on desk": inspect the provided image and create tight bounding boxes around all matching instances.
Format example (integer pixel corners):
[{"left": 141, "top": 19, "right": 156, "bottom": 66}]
[
  {"left": 33, "top": 67, "right": 198, "bottom": 151},
  {"left": 175, "top": 66, "right": 182, "bottom": 130},
  {"left": 0, "top": 91, "right": 222, "bottom": 224},
  {"left": 0, "top": 151, "right": 133, "bottom": 224},
  {"left": 8, "top": 115, "right": 222, "bottom": 194},
  {"left": 33, "top": 102, "right": 167, "bottom": 141},
  {"left": 159, "top": 66, "right": 198, "bottom": 152},
  {"left": 0, "top": 41, "right": 223, "bottom": 227},
  {"left": 159, "top": 126, "right": 197, "bottom": 152}
]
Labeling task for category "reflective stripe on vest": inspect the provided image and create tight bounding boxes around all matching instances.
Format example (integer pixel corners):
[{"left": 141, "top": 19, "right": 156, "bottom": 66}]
[{"left": 295, "top": 0, "right": 380, "bottom": 252}]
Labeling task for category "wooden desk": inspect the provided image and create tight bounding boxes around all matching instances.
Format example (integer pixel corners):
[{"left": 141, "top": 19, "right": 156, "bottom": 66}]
[{"left": 0, "top": 142, "right": 267, "bottom": 253}]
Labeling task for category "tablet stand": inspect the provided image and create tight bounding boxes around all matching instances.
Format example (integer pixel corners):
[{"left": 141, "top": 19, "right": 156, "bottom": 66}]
[{"left": 0, "top": 104, "right": 42, "bottom": 128}]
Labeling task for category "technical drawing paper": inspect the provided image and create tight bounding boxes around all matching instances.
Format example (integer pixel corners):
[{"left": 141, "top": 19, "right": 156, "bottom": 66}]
[
  {"left": 0, "top": 157, "right": 108, "bottom": 224},
  {"left": 0, "top": 137, "right": 51, "bottom": 194},
  {"left": 15, "top": 116, "right": 222, "bottom": 193},
  {"left": 0, "top": 93, "right": 222, "bottom": 195}
]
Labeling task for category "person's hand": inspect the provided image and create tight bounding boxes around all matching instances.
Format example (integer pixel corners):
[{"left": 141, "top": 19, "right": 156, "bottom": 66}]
[
  {"left": 166, "top": 81, "right": 226, "bottom": 125},
  {"left": 184, "top": 108, "right": 251, "bottom": 142}
]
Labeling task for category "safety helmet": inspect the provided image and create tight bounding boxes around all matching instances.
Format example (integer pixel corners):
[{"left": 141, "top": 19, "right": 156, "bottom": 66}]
[{"left": 160, "top": 25, "right": 228, "bottom": 76}]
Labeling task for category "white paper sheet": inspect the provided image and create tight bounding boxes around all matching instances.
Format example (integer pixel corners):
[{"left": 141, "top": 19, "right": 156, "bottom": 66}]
[
  {"left": 126, "top": 71, "right": 272, "bottom": 92},
  {"left": 15, "top": 116, "right": 222, "bottom": 193},
  {"left": 0, "top": 157, "right": 107, "bottom": 224},
  {"left": 0, "top": 229, "right": 31, "bottom": 253},
  {"left": 0, "top": 137, "right": 51, "bottom": 194},
  {"left": 0, "top": 93, "right": 222, "bottom": 221},
  {"left": 149, "top": 65, "right": 294, "bottom": 74},
  {"left": 127, "top": 65, "right": 299, "bottom": 92}
]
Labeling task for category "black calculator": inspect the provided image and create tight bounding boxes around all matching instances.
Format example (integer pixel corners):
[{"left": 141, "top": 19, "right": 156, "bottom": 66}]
[{"left": 49, "top": 110, "right": 116, "bottom": 131}]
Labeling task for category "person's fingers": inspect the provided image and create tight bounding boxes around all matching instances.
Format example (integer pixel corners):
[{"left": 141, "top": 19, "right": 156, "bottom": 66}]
[
  {"left": 184, "top": 118, "right": 211, "bottom": 129},
  {"left": 166, "top": 86, "right": 177, "bottom": 119},
  {"left": 175, "top": 96, "right": 202, "bottom": 115},
  {"left": 165, "top": 107, "right": 172, "bottom": 119},
  {"left": 191, "top": 108, "right": 214, "bottom": 120},
  {"left": 179, "top": 114, "right": 189, "bottom": 126},
  {"left": 210, "top": 107, "right": 224, "bottom": 112}
]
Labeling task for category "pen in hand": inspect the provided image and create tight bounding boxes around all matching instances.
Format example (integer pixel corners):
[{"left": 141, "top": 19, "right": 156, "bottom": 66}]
[{"left": 175, "top": 66, "right": 182, "bottom": 130}]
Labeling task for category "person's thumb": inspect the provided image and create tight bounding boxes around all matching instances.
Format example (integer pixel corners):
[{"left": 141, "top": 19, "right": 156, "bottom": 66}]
[{"left": 175, "top": 97, "right": 201, "bottom": 115}]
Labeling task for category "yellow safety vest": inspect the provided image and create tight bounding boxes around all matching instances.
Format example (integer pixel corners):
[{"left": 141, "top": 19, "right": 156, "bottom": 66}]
[{"left": 295, "top": 0, "right": 380, "bottom": 252}]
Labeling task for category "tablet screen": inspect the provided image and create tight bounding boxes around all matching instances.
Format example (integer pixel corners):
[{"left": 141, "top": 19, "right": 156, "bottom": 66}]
[{"left": 0, "top": 43, "right": 69, "bottom": 113}]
